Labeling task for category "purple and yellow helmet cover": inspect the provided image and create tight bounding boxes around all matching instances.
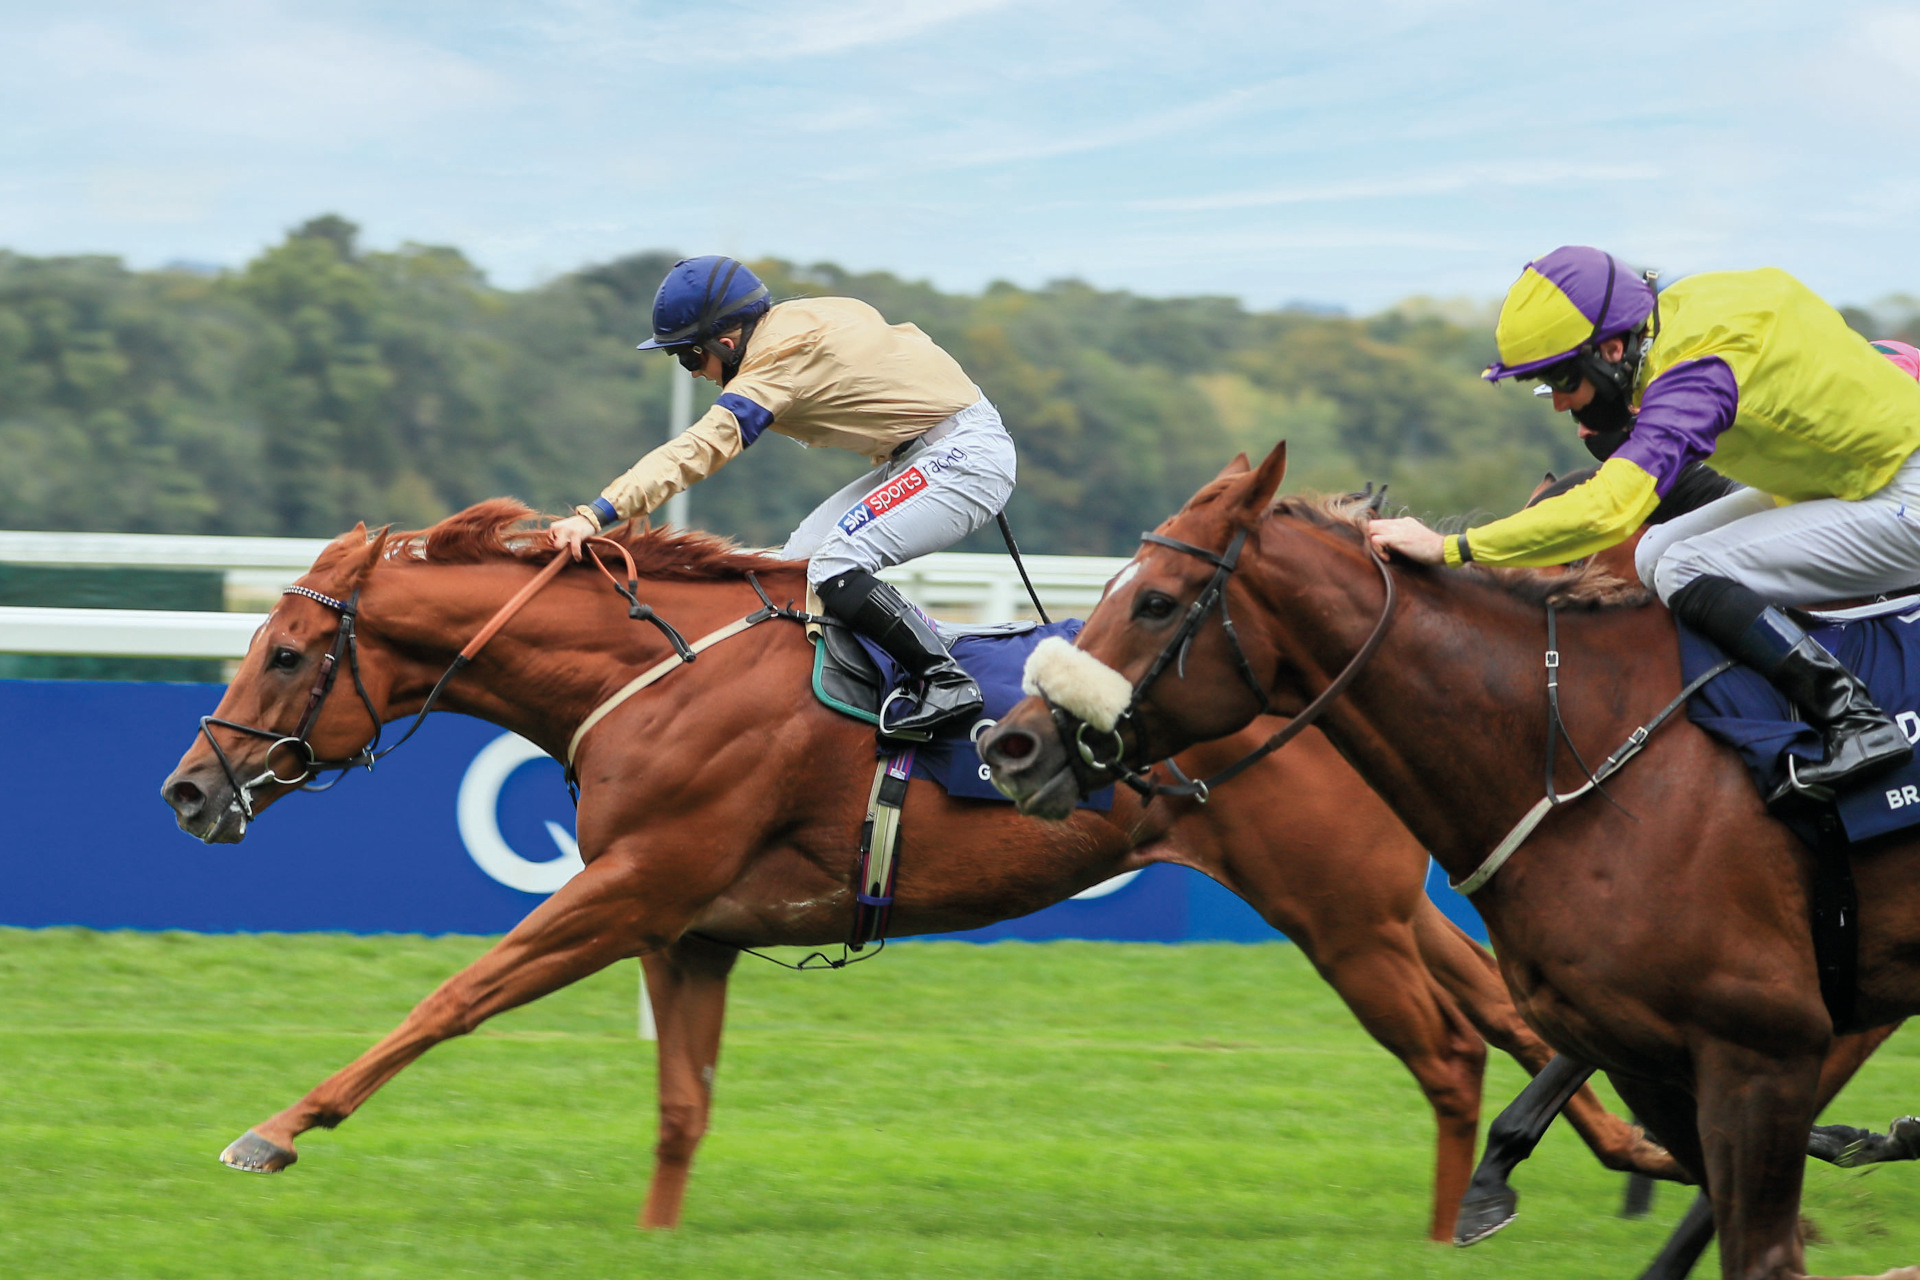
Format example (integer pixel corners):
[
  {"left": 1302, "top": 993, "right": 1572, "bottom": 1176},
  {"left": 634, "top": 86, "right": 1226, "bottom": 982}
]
[{"left": 1484, "top": 246, "right": 1655, "bottom": 382}]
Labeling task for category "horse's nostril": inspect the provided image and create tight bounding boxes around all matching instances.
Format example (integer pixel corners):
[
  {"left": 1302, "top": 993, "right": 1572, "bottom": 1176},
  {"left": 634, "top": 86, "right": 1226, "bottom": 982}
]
[
  {"left": 165, "top": 779, "right": 205, "bottom": 814},
  {"left": 991, "top": 730, "right": 1036, "bottom": 762}
]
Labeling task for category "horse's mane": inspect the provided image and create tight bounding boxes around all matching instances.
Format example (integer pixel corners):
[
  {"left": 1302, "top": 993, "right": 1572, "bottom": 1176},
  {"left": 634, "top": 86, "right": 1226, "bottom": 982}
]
[
  {"left": 322, "top": 499, "right": 798, "bottom": 583},
  {"left": 1267, "top": 492, "right": 1650, "bottom": 612}
]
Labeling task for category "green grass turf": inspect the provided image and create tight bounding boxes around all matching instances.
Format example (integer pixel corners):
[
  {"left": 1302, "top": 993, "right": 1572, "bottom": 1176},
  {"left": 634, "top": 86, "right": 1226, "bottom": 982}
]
[{"left": 2, "top": 929, "right": 1918, "bottom": 1278}]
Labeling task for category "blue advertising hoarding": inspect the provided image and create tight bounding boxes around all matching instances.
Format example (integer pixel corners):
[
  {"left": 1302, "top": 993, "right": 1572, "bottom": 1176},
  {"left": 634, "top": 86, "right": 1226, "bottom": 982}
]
[{"left": 0, "top": 679, "right": 1485, "bottom": 942}]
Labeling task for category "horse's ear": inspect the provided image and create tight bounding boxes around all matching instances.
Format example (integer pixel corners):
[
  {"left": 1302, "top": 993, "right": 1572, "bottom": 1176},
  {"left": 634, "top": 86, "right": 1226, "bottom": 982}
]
[
  {"left": 1234, "top": 440, "right": 1288, "bottom": 521},
  {"left": 340, "top": 524, "right": 392, "bottom": 592},
  {"left": 1213, "top": 452, "right": 1252, "bottom": 481}
]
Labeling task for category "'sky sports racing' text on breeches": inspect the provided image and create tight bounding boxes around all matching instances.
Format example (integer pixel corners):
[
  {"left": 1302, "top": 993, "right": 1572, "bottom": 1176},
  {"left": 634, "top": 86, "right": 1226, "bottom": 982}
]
[{"left": 782, "top": 398, "right": 1017, "bottom": 588}]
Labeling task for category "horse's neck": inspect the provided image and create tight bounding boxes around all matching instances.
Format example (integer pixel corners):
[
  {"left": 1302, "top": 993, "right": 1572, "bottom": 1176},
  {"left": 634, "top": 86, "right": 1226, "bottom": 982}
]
[
  {"left": 1252, "top": 538, "right": 1673, "bottom": 875},
  {"left": 363, "top": 564, "right": 782, "bottom": 760}
]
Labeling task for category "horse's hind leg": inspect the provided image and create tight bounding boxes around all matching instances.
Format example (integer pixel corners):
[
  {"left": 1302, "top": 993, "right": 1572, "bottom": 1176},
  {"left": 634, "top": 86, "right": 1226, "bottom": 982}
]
[
  {"left": 639, "top": 934, "right": 738, "bottom": 1229},
  {"left": 221, "top": 849, "right": 700, "bottom": 1173}
]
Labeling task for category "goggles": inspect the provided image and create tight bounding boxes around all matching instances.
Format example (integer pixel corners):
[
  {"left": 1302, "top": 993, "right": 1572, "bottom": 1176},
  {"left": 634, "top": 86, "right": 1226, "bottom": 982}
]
[
  {"left": 674, "top": 345, "right": 708, "bottom": 373},
  {"left": 1531, "top": 356, "right": 1586, "bottom": 395}
]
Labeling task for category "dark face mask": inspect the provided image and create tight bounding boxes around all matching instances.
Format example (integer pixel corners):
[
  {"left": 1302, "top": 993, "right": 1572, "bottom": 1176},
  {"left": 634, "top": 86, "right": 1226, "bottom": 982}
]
[
  {"left": 1582, "top": 416, "right": 1628, "bottom": 460},
  {"left": 1572, "top": 379, "right": 1635, "bottom": 450}
]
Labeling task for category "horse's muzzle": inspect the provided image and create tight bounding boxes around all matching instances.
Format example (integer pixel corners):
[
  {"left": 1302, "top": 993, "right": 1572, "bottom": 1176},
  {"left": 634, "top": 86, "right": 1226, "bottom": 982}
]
[
  {"left": 980, "top": 716, "right": 1080, "bottom": 821},
  {"left": 161, "top": 768, "right": 248, "bottom": 844}
]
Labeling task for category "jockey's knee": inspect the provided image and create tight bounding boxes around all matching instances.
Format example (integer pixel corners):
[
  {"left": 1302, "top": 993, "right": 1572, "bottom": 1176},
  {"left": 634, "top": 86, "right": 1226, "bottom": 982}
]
[{"left": 1650, "top": 545, "right": 1714, "bottom": 607}]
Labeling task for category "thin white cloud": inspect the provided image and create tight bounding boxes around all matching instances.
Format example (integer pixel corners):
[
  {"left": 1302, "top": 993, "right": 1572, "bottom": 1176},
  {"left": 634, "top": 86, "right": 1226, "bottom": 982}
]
[
  {"left": 1131, "top": 163, "right": 1664, "bottom": 213},
  {"left": 7, "top": 9, "right": 508, "bottom": 145},
  {"left": 817, "top": 79, "right": 1301, "bottom": 184},
  {"left": 498, "top": 0, "right": 1019, "bottom": 64}
]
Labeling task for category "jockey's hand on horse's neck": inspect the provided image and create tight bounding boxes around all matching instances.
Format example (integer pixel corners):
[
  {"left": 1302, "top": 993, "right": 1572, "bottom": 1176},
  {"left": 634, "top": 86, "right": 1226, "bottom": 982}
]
[
  {"left": 1370, "top": 337, "right": 1626, "bottom": 568},
  {"left": 1370, "top": 518, "right": 1444, "bottom": 565}
]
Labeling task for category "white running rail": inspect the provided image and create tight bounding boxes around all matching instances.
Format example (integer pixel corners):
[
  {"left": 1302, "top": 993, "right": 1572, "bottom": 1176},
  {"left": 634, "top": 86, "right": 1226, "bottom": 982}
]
[{"left": 0, "top": 532, "right": 1127, "bottom": 660}]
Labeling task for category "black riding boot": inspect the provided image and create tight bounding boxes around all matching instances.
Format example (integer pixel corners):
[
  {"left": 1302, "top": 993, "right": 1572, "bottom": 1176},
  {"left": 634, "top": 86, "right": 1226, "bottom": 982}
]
[
  {"left": 1671, "top": 575, "right": 1912, "bottom": 803},
  {"left": 817, "top": 569, "right": 984, "bottom": 739}
]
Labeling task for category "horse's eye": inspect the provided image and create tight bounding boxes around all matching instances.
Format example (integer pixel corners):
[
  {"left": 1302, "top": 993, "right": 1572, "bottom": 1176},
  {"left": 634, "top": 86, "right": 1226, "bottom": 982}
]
[
  {"left": 1135, "top": 592, "right": 1178, "bottom": 621},
  {"left": 270, "top": 647, "right": 302, "bottom": 671}
]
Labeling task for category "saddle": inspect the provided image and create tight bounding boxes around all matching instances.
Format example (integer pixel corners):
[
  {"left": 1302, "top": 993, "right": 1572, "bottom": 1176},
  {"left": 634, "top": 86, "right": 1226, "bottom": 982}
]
[
  {"left": 808, "top": 605, "right": 1114, "bottom": 949},
  {"left": 1679, "top": 591, "right": 1920, "bottom": 1032},
  {"left": 810, "top": 611, "right": 1116, "bottom": 806},
  {"left": 1682, "top": 590, "right": 1920, "bottom": 843}
]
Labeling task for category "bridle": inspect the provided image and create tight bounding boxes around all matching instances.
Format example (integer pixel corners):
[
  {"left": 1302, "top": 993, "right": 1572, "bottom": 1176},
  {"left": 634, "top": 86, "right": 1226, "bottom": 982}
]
[
  {"left": 196, "top": 535, "right": 693, "bottom": 825},
  {"left": 1045, "top": 518, "right": 1398, "bottom": 805},
  {"left": 197, "top": 582, "right": 389, "bottom": 823}
]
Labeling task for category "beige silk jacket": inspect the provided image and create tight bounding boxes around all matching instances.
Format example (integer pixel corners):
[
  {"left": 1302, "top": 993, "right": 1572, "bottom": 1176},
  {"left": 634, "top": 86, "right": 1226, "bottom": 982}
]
[{"left": 583, "top": 296, "right": 981, "bottom": 524}]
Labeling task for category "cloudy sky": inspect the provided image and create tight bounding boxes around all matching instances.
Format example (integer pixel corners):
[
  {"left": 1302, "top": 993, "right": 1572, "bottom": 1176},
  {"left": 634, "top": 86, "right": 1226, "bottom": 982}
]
[{"left": 5, "top": 1, "right": 1920, "bottom": 312}]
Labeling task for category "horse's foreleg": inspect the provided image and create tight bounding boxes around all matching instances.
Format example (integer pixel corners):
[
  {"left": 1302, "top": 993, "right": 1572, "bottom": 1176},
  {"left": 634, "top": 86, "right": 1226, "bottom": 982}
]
[
  {"left": 1306, "top": 939, "right": 1486, "bottom": 1243},
  {"left": 1450, "top": 1052, "right": 1596, "bottom": 1246},
  {"left": 639, "top": 934, "right": 738, "bottom": 1230},
  {"left": 1690, "top": 1041, "right": 1820, "bottom": 1280},
  {"left": 222, "top": 849, "right": 703, "bottom": 1173}
]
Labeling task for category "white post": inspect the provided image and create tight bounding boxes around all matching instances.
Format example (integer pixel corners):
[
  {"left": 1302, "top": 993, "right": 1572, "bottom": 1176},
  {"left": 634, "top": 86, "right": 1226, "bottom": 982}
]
[
  {"left": 663, "top": 373, "right": 693, "bottom": 531},
  {"left": 638, "top": 960, "right": 657, "bottom": 1040}
]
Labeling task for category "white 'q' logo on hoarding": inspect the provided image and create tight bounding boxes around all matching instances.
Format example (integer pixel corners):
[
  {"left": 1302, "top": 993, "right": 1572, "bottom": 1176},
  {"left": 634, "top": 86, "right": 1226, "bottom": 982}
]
[
  {"left": 456, "top": 732, "right": 584, "bottom": 894},
  {"left": 456, "top": 731, "right": 1141, "bottom": 901}
]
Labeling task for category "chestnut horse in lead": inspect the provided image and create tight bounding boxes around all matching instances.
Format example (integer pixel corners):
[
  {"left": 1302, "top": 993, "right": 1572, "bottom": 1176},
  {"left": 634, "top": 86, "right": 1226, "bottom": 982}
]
[
  {"left": 981, "top": 443, "right": 1920, "bottom": 1280},
  {"left": 160, "top": 500, "right": 1672, "bottom": 1239}
]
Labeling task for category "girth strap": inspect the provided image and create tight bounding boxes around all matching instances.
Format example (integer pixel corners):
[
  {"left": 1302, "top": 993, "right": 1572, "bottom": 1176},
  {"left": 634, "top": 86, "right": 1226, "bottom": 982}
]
[{"left": 851, "top": 747, "right": 913, "bottom": 949}]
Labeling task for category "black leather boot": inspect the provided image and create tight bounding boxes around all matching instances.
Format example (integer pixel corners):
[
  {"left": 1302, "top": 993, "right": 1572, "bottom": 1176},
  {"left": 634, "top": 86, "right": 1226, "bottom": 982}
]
[
  {"left": 817, "top": 569, "right": 984, "bottom": 739},
  {"left": 1671, "top": 576, "right": 1912, "bottom": 803}
]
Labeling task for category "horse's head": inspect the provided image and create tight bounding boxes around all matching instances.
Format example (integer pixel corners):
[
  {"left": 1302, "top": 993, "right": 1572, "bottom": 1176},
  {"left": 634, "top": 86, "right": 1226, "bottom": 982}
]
[
  {"left": 983, "top": 441, "right": 1301, "bottom": 818},
  {"left": 162, "top": 523, "right": 394, "bottom": 842}
]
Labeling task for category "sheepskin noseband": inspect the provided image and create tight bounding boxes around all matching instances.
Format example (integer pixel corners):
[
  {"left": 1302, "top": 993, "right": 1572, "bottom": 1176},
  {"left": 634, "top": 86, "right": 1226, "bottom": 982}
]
[{"left": 1022, "top": 636, "right": 1134, "bottom": 732}]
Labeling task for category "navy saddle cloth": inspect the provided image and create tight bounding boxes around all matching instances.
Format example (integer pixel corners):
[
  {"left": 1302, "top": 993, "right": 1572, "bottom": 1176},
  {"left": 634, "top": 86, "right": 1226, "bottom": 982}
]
[
  {"left": 811, "top": 617, "right": 1113, "bottom": 810},
  {"left": 1680, "top": 597, "right": 1920, "bottom": 841}
]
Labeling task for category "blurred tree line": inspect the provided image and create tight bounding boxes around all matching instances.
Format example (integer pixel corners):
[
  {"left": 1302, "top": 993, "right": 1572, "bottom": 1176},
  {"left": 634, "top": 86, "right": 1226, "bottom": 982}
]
[{"left": 0, "top": 215, "right": 1600, "bottom": 554}]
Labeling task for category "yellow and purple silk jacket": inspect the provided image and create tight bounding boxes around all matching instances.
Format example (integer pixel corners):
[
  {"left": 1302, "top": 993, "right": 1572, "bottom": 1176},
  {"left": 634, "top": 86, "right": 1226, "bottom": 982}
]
[{"left": 1445, "top": 268, "right": 1920, "bottom": 568}]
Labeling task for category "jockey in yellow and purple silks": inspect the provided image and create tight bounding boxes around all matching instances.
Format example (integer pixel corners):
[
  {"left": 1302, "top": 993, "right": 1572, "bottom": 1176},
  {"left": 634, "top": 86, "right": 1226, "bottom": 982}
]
[
  {"left": 1370, "top": 246, "right": 1920, "bottom": 804},
  {"left": 548, "top": 256, "right": 1017, "bottom": 737}
]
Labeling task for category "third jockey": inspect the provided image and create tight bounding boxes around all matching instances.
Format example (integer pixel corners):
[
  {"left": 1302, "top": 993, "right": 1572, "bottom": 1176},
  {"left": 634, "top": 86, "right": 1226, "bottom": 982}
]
[
  {"left": 548, "top": 255, "right": 1016, "bottom": 737},
  {"left": 1370, "top": 246, "right": 1920, "bottom": 803}
]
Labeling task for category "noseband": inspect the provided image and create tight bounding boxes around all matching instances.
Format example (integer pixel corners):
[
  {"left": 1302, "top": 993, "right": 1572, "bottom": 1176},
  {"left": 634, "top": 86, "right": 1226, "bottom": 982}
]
[{"left": 1050, "top": 521, "right": 1397, "bottom": 804}]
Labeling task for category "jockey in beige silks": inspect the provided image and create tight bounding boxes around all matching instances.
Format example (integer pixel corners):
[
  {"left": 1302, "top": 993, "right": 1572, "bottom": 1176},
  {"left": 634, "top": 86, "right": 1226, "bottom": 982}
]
[
  {"left": 1370, "top": 246, "right": 1920, "bottom": 803},
  {"left": 549, "top": 256, "right": 1016, "bottom": 736}
]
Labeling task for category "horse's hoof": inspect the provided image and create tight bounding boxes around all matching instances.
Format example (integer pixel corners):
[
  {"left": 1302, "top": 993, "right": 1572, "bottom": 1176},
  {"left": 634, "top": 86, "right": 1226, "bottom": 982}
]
[
  {"left": 220, "top": 1130, "right": 297, "bottom": 1173},
  {"left": 1453, "top": 1188, "right": 1518, "bottom": 1247}
]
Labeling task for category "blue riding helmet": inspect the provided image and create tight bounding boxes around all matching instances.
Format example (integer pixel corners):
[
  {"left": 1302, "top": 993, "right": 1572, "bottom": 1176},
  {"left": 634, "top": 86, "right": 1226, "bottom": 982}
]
[{"left": 636, "top": 256, "right": 771, "bottom": 352}]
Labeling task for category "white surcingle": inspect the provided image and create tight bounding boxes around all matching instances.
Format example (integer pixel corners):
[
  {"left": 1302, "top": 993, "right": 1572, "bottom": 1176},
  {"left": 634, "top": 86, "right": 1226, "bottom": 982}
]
[{"left": 1022, "top": 636, "right": 1134, "bottom": 732}]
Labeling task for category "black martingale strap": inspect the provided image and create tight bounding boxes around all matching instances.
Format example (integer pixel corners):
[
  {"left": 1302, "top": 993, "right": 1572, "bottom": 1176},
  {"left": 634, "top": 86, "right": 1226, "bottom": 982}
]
[
  {"left": 1451, "top": 654, "right": 1738, "bottom": 895},
  {"left": 1542, "top": 606, "right": 1612, "bottom": 807}
]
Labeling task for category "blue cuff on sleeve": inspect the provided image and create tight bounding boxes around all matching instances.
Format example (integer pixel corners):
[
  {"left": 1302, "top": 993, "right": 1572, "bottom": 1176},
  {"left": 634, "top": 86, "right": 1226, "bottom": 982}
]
[
  {"left": 716, "top": 392, "right": 773, "bottom": 447},
  {"left": 589, "top": 497, "right": 618, "bottom": 527}
]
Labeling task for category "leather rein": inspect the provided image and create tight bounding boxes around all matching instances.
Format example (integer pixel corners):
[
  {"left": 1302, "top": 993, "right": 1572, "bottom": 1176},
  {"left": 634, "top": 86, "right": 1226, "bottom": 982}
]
[
  {"left": 1049, "top": 521, "right": 1397, "bottom": 804},
  {"left": 197, "top": 535, "right": 700, "bottom": 823}
]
